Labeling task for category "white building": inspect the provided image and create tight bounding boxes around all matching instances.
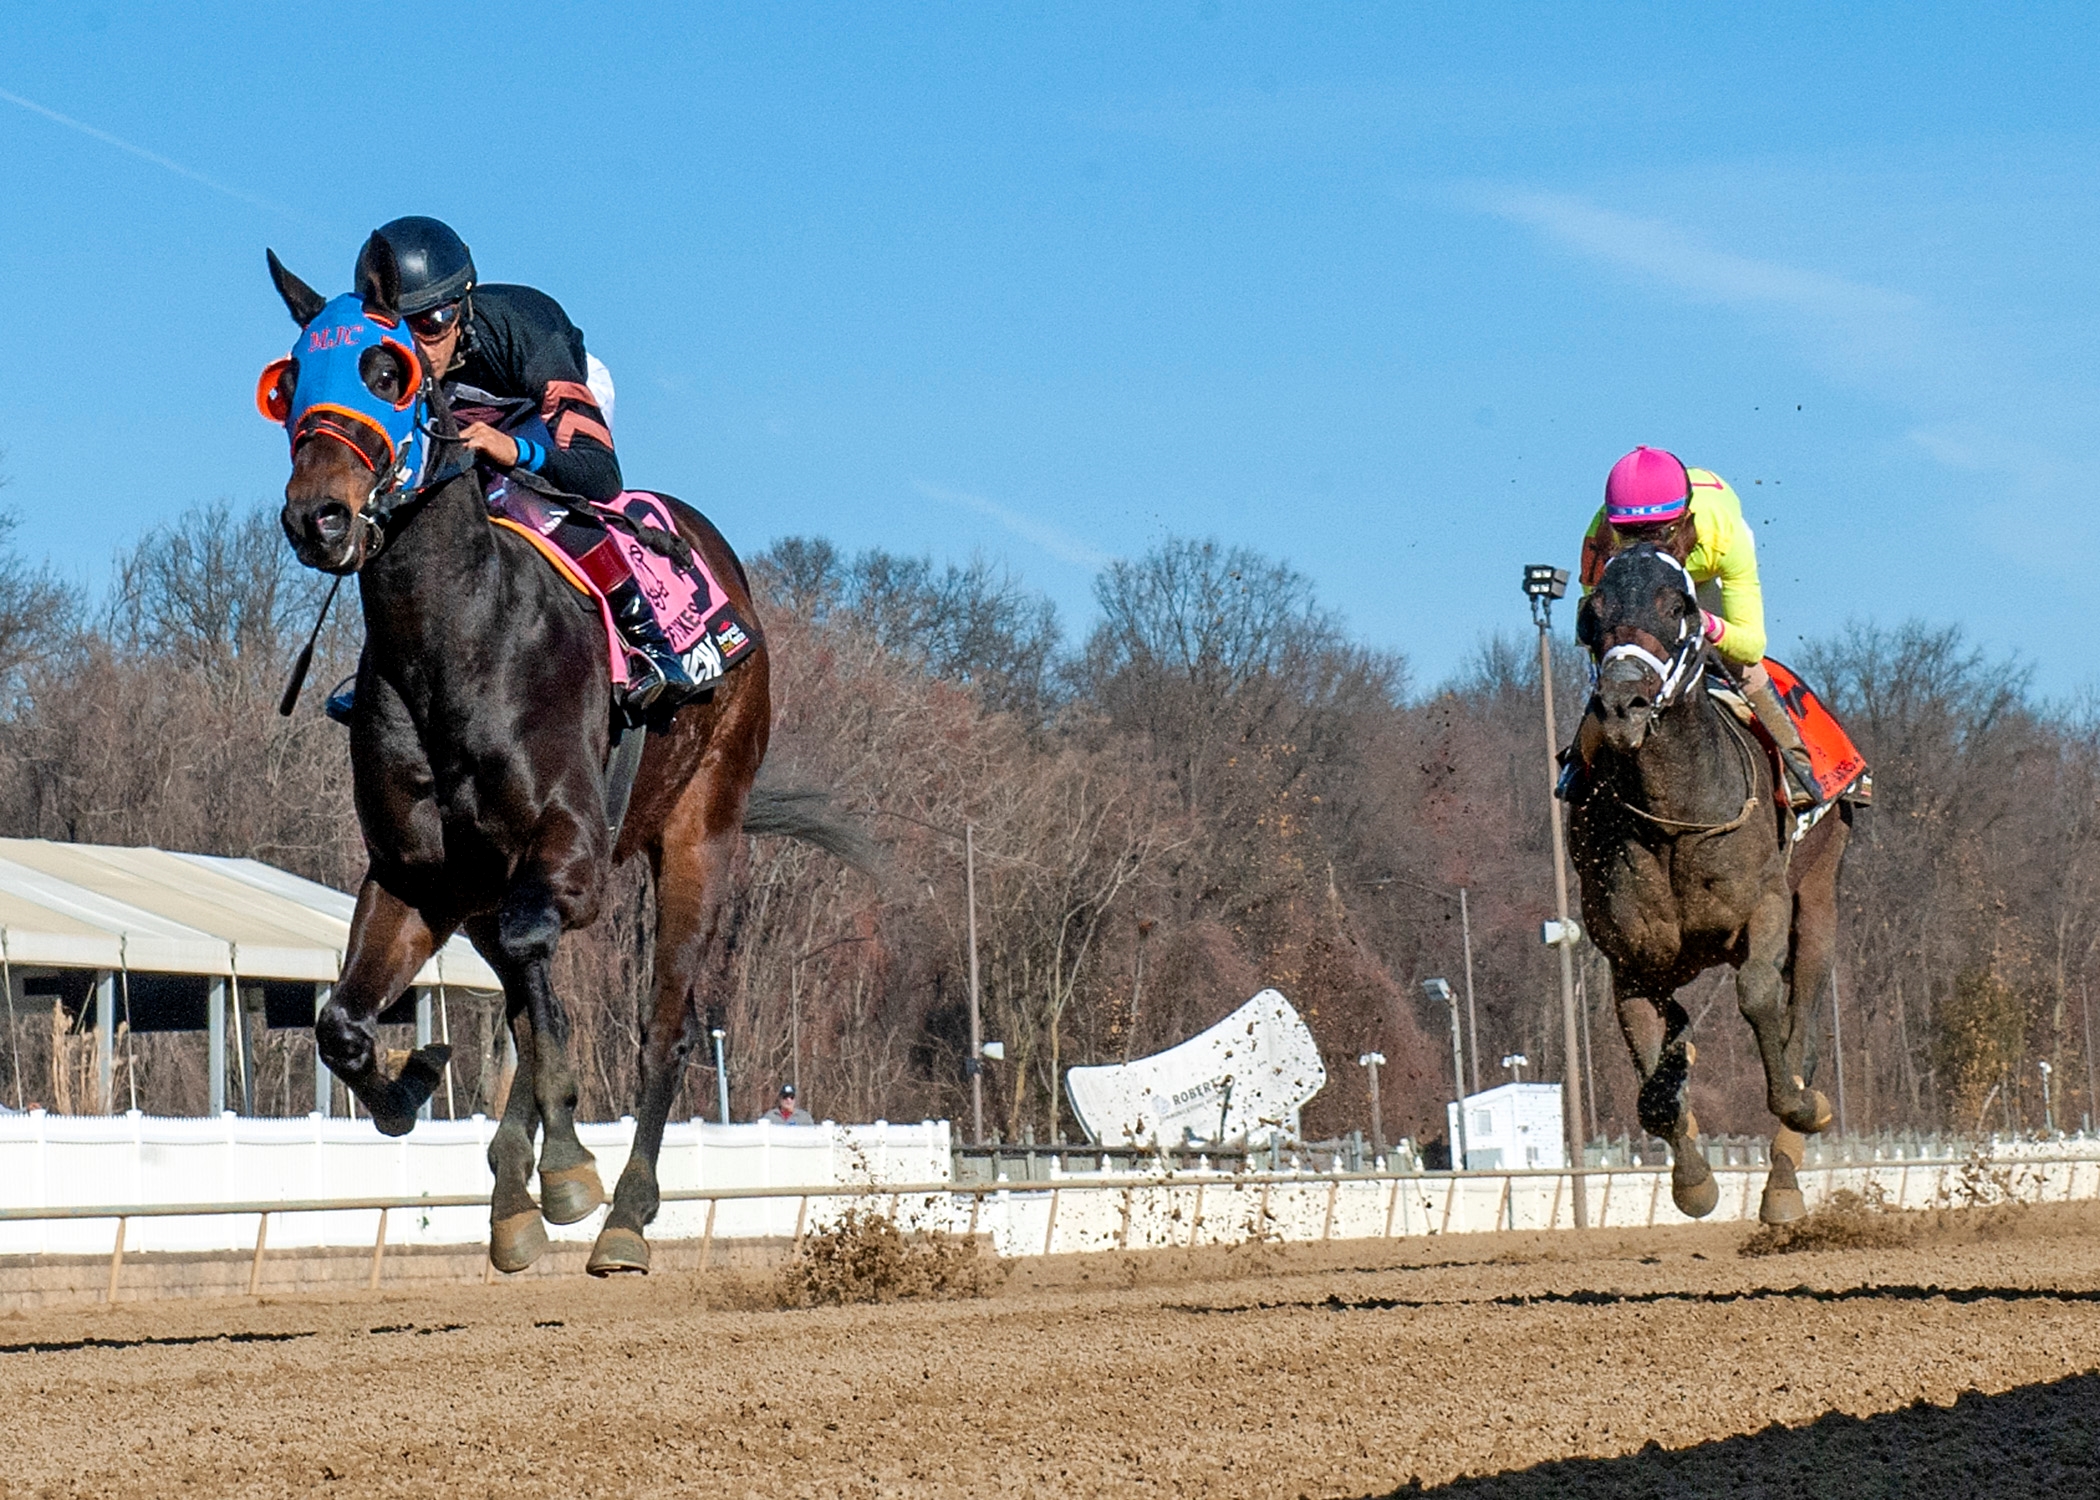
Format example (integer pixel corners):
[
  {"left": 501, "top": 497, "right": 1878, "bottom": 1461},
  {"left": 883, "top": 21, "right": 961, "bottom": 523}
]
[{"left": 1446, "top": 1081, "right": 1566, "bottom": 1171}]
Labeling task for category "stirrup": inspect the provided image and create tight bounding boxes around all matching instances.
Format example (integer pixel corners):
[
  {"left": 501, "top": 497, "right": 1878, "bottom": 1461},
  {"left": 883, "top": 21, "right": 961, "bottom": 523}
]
[{"left": 323, "top": 675, "right": 357, "bottom": 726}]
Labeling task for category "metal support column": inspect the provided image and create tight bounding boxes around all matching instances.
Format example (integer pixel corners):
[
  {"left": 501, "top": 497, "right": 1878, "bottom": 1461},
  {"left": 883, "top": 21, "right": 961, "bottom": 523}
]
[
  {"left": 208, "top": 977, "right": 227, "bottom": 1116},
  {"left": 414, "top": 987, "right": 433, "bottom": 1121},
  {"left": 312, "top": 983, "right": 333, "bottom": 1117},
  {"left": 95, "top": 971, "right": 115, "bottom": 1114}
]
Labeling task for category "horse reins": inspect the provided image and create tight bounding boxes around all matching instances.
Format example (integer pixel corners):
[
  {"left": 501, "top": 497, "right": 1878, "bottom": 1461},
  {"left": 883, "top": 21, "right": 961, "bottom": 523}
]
[
  {"left": 276, "top": 392, "right": 469, "bottom": 717},
  {"left": 1592, "top": 547, "right": 1766, "bottom": 840}
]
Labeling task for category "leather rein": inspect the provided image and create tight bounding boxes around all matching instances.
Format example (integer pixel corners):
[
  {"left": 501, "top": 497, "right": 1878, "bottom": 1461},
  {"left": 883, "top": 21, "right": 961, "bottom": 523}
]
[{"left": 1591, "top": 551, "right": 1765, "bottom": 840}]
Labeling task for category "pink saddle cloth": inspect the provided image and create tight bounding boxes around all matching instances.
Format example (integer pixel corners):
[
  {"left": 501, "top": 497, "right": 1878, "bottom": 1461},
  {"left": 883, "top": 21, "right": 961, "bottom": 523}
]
[{"left": 487, "top": 481, "right": 758, "bottom": 691}]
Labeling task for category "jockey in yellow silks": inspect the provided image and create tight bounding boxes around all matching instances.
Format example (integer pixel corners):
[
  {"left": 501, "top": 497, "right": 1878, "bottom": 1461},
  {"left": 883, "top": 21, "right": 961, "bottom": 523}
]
[{"left": 1571, "top": 445, "right": 1819, "bottom": 809}]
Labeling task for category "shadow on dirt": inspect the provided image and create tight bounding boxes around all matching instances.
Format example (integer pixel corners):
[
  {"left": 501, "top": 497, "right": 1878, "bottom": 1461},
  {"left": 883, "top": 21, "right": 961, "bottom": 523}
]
[
  {"left": 1174, "top": 1282, "right": 2100, "bottom": 1316},
  {"left": 1361, "top": 1370, "right": 2100, "bottom": 1498}
]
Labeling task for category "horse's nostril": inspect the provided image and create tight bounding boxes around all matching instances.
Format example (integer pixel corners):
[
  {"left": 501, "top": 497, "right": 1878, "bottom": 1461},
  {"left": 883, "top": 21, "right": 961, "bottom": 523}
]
[{"left": 313, "top": 503, "right": 352, "bottom": 544}]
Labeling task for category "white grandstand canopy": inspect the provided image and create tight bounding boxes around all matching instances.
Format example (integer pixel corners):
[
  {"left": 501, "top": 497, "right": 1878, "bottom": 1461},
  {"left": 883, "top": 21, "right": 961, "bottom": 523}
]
[{"left": 0, "top": 838, "right": 498, "bottom": 991}]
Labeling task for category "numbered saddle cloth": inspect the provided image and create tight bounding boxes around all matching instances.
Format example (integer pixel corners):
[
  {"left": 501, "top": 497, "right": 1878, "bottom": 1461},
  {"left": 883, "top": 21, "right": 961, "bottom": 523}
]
[{"left": 486, "top": 479, "right": 758, "bottom": 691}]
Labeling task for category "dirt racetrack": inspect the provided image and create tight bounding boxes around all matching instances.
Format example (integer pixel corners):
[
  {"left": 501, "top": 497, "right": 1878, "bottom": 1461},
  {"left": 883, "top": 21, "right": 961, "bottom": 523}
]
[{"left": 3, "top": 1205, "right": 2097, "bottom": 1498}]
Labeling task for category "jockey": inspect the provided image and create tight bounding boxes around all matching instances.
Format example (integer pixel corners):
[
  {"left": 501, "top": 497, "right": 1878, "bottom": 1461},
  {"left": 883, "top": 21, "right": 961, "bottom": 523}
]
[
  {"left": 354, "top": 216, "right": 698, "bottom": 700},
  {"left": 1570, "top": 445, "right": 1820, "bottom": 810}
]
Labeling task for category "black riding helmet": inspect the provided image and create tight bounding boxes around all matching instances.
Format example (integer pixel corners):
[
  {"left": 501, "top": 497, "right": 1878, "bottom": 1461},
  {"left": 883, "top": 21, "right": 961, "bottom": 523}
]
[{"left": 356, "top": 216, "right": 476, "bottom": 316}]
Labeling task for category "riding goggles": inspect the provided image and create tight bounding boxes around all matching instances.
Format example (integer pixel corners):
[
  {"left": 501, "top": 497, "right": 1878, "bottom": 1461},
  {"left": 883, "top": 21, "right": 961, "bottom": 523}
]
[
  {"left": 257, "top": 292, "right": 427, "bottom": 482},
  {"left": 406, "top": 302, "right": 462, "bottom": 339}
]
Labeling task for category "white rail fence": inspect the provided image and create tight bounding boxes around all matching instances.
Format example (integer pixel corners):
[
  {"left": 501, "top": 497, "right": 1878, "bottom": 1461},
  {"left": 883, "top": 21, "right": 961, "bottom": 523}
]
[
  {"left": 0, "top": 1110, "right": 948, "bottom": 1256},
  {"left": 5, "top": 1113, "right": 2099, "bottom": 1303}
]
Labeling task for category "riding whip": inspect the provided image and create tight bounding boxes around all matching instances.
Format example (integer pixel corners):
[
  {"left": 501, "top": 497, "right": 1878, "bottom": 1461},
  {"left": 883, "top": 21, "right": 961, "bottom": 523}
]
[{"left": 277, "top": 575, "right": 344, "bottom": 717}]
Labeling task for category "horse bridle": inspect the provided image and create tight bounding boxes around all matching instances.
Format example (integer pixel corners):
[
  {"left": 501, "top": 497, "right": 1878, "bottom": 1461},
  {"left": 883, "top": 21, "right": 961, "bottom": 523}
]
[
  {"left": 1589, "top": 547, "right": 1767, "bottom": 838},
  {"left": 295, "top": 388, "right": 468, "bottom": 569},
  {"left": 1593, "top": 549, "right": 1706, "bottom": 711}
]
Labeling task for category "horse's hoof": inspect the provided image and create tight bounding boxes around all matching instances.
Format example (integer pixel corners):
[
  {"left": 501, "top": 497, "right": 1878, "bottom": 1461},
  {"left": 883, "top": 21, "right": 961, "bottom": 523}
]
[
  {"left": 539, "top": 1161, "right": 606, "bottom": 1226},
  {"left": 1671, "top": 1142, "right": 1719, "bottom": 1219},
  {"left": 1760, "top": 1184, "right": 1807, "bottom": 1225},
  {"left": 1673, "top": 1170, "right": 1720, "bottom": 1219},
  {"left": 490, "top": 1210, "right": 549, "bottom": 1273},
  {"left": 371, "top": 1109, "right": 417, "bottom": 1138},
  {"left": 587, "top": 1224, "right": 651, "bottom": 1277}
]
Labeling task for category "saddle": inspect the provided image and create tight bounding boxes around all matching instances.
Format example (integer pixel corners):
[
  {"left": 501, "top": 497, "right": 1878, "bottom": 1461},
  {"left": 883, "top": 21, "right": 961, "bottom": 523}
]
[
  {"left": 1709, "top": 658, "right": 1872, "bottom": 841},
  {"left": 485, "top": 475, "right": 758, "bottom": 696}
]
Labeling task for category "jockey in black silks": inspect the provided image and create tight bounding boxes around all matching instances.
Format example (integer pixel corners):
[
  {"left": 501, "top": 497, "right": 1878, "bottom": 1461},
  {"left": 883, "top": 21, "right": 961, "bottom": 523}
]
[{"left": 345, "top": 215, "right": 698, "bottom": 708}]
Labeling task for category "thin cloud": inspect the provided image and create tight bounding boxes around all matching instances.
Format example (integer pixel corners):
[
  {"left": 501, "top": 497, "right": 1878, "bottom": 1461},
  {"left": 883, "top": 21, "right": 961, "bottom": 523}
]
[
  {"left": 0, "top": 86, "right": 307, "bottom": 221},
  {"left": 913, "top": 482, "right": 1113, "bottom": 570}
]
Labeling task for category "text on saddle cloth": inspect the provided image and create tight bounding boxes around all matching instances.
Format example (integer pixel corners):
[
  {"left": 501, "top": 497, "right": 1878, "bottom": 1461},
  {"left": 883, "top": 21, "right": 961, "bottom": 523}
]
[
  {"left": 1762, "top": 658, "right": 1869, "bottom": 803},
  {"left": 485, "top": 481, "right": 758, "bottom": 689}
]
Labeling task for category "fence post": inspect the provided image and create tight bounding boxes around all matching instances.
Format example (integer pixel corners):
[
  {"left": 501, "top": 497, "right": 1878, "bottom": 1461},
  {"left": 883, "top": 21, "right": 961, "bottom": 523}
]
[
  {"left": 1549, "top": 1172, "right": 1565, "bottom": 1230},
  {"left": 1440, "top": 1176, "right": 1458, "bottom": 1235},
  {"left": 1117, "top": 1187, "right": 1133, "bottom": 1251},
  {"left": 1322, "top": 1178, "right": 1339, "bottom": 1241},
  {"left": 1042, "top": 1187, "right": 1060, "bottom": 1256},
  {"left": 106, "top": 1217, "right": 126, "bottom": 1302},
  {"left": 248, "top": 1211, "right": 270, "bottom": 1296},
  {"left": 368, "top": 1209, "right": 387, "bottom": 1290},
  {"left": 1189, "top": 1182, "right": 1205, "bottom": 1248},
  {"left": 699, "top": 1198, "right": 718, "bottom": 1270},
  {"left": 1383, "top": 1177, "right": 1400, "bottom": 1238},
  {"left": 1496, "top": 1174, "right": 1512, "bottom": 1231},
  {"left": 965, "top": 1190, "right": 980, "bottom": 1241},
  {"left": 1647, "top": 1170, "right": 1663, "bottom": 1227},
  {"left": 794, "top": 1195, "right": 809, "bottom": 1249}
]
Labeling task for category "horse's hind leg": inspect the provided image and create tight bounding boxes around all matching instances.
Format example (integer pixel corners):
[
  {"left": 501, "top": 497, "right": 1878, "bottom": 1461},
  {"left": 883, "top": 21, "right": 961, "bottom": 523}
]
[
  {"left": 1758, "top": 831, "right": 1844, "bottom": 1225},
  {"left": 1738, "top": 886, "right": 1833, "bottom": 1141},
  {"left": 590, "top": 781, "right": 745, "bottom": 1276},
  {"left": 1614, "top": 981, "right": 1718, "bottom": 1218},
  {"left": 486, "top": 878, "right": 605, "bottom": 1228}
]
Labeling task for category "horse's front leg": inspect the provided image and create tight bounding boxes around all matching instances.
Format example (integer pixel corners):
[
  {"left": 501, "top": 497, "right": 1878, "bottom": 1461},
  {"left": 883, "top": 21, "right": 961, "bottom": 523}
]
[
  {"left": 484, "top": 875, "right": 605, "bottom": 1229},
  {"left": 316, "top": 879, "right": 453, "bottom": 1136},
  {"left": 463, "top": 922, "right": 548, "bottom": 1273},
  {"left": 591, "top": 783, "right": 746, "bottom": 1276},
  {"left": 1613, "top": 976, "right": 1718, "bottom": 1218}
]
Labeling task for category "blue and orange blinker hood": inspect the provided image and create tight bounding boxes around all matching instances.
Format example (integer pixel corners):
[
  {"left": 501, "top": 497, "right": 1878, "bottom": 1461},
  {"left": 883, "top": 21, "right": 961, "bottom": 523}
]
[{"left": 257, "top": 293, "right": 426, "bottom": 483}]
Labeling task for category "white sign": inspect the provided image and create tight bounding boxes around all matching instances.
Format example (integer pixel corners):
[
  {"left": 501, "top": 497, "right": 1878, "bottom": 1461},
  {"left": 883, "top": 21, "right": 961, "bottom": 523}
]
[{"left": 1064, "top": 989, "right": 1327, "bottom": 1147}]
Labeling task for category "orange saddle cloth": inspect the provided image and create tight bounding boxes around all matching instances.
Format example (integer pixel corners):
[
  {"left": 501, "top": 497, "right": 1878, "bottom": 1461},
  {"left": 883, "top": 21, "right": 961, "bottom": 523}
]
[{"left": 1764, "top": 658, "right": 1871, "bottom": 804}]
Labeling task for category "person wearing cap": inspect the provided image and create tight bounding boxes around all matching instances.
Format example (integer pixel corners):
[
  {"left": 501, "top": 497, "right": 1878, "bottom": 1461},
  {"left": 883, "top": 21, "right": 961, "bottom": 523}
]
[
  {"left": 758, "top": 1084, "right": 814, "bottom": 1126},
  {"left": 1568, "top": 446, "right": 1818, "bottom": 809},
  {"left": 346, "top": 216, "right": 703, "bottom": 705}
]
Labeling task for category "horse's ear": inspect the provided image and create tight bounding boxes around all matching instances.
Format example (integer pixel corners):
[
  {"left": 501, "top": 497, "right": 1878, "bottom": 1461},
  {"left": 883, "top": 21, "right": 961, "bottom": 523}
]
[
  {"left": 266, "top": 249, "right": 327, "bottom": 327},
  {"left": 356, "top": 231, "right": 400, "bottom": 321}
]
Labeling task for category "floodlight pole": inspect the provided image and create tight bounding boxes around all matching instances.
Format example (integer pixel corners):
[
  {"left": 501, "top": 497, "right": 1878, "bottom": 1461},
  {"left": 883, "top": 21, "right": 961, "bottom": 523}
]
[
  {"left": 1427, "top": 979, "right": 1466, "bottom": 1169},
  {"left": 710, "top": 1026, "right": 729, "bottom": 1125},
  {"left": 966, "top": 822, "right": 985, "bottom": 1147},
  {"left": 1358, "top": 1052, "right": 1386, "bottom": 1156},
  {"left": 1460, "top": 886, "right": 1480, "bottom": 1096},
  {"left": 1526, "top": 565, "right": 1588, "bottom": 1228}
]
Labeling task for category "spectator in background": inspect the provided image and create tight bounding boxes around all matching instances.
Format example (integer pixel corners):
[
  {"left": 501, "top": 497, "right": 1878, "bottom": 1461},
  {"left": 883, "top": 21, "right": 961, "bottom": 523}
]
[{"left": 759, "top": 1083, "right": 814, "bottom": 1126}]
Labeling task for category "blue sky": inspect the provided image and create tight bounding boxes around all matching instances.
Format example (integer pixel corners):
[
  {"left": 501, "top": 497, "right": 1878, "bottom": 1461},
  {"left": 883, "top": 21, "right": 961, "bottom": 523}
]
[{"left": 3, "top": 4, "right": 2095, "bottom": 692}]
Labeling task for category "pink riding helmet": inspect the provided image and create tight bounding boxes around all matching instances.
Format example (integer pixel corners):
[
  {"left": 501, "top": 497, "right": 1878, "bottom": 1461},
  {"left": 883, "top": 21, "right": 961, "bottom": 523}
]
[{"left": 1604, "top": 446, "right": 1692, "bottom": 527}]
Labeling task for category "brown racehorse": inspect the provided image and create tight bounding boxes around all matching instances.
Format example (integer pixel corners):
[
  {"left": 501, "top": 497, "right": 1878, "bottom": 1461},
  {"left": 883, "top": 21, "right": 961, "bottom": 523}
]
[
  {"left": 1570, "top": 543, "right": 1850, "bottom": 1225},
  {"left": 266, "top": 240, "right": 825, "bottom": 1274}
]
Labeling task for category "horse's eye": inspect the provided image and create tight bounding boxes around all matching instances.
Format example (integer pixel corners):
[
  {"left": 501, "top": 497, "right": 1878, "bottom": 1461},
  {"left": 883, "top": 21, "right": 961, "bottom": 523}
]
[{"left": 360, "top": 345, "right": 411, "bottom": 404}]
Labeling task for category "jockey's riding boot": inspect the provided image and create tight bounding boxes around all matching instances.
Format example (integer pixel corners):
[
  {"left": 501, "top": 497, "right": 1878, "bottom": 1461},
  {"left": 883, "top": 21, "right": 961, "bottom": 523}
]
[
  {"left": 1745, "top": 675, "right": 1820, "bottom": 810},
  {"left": 607, "top": 577, "right": 697, "bottom": 710}
]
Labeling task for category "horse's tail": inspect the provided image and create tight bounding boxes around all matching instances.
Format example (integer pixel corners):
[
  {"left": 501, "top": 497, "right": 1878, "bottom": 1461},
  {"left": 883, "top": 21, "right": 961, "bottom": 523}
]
[{"left": 742, "top": 783, "right": 883, "bottom": 876}]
